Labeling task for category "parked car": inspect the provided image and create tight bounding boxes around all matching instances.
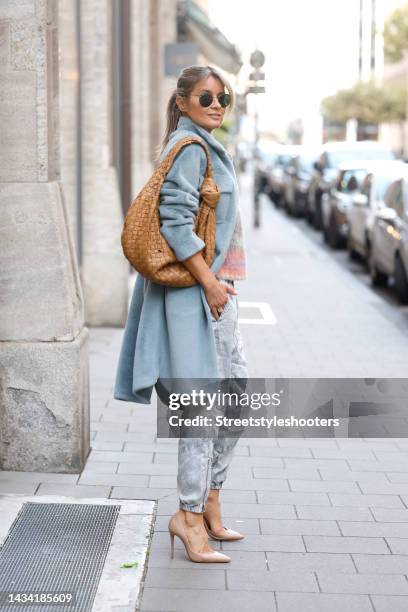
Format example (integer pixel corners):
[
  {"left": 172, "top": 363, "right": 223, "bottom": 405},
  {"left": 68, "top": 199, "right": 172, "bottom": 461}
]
[
  {"left": 321, "top": 162, "right": 369, "bottom": 249},
  {"left": 237, "top": 141, "right": 253, "bottom": 172},
  {"left": 307, "top": 141, "right": 395, "bottom": 230},
  {"left": 284, "top": 147, "right": 321, "bottom": 217},
  {"left": 254, "top": 141, "right": 280, "bottom": 197},
  {"left": 266, "top": 145, "right": 301, "bottom": 208},
  {"left": 347, "top": 160, "right": 407, "bottom": 265},
  {"left": 368, "top": 170, "right": 408, "bottom": 303}
]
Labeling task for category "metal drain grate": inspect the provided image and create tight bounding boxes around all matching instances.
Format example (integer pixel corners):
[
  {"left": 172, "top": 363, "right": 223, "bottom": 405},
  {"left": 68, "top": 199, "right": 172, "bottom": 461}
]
[{"left": 0, "top": 502, "right": 120, "bottom": 611}]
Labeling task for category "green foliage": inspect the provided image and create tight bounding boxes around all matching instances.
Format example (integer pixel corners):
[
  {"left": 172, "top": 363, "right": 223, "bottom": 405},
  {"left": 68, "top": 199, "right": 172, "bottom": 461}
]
[
  {"left": 383, "top": 4, "right": 408, "bottom": 63},
  {"left": 214, "top": 117, "right": 234, "bottom": 146},
  {"left": 120, "top": 561, "right": 139, "bottom": 568},
  {"left": 321, "top": 80, "right": 407, "bottom": 124}
]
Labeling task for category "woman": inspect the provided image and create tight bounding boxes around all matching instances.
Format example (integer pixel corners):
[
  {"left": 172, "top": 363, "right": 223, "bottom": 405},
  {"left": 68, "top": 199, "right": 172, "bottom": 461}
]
[{"left": 114, "top": 65, "right": 249, "bottom": 563}]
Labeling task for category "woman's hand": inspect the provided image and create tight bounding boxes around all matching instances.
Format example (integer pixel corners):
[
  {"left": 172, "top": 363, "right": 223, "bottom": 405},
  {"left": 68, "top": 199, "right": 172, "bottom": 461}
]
[
  {"left": 203, "top": 278, "right": 237, "bottom": 321},
  {"left": 179, "top": 251, "right": 237, "bottom": 320}
]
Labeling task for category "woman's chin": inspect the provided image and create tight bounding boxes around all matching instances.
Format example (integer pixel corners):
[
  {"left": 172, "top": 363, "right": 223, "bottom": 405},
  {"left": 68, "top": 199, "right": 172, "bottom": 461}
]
[{"left": 207, "top": 118, "right": 222, "bottom": 130}]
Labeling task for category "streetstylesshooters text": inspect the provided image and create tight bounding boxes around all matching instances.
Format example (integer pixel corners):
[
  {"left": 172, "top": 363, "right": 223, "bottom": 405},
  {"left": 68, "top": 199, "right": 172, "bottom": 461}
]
[{"left": 167, "top": 389, "right": 340, "bottom": 429}]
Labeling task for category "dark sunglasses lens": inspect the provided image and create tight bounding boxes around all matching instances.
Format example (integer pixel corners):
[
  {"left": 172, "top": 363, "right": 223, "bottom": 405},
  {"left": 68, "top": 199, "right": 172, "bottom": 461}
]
[
  {"left": 199, "top": 93, "right": 213, "bottom": 107},
  {"left": 218, "top": 93, "right": 231, "bottom": 108}
]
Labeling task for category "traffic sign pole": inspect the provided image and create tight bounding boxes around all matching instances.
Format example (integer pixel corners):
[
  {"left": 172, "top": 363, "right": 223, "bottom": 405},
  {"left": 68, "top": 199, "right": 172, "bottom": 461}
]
[{"left": 248, "top": 50, "right": 265, "bottom": 228}]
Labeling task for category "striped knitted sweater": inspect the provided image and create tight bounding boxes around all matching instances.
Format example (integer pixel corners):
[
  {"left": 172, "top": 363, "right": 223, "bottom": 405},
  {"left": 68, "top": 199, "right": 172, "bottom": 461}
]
[{"left": 216, "top": 203, "right": 248, "bottom": 281}]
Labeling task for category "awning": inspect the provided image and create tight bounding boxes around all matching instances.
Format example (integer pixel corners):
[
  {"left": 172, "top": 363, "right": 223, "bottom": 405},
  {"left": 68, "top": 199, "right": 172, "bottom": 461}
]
[{"left": 178, "top": 1, "right": 242, "bottom": 75}]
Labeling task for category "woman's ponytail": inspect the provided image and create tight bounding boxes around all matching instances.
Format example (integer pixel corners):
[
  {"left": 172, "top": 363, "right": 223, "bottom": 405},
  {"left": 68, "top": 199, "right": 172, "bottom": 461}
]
[{"left": 158, "top": 92, "right": 181, "bottom": 157}]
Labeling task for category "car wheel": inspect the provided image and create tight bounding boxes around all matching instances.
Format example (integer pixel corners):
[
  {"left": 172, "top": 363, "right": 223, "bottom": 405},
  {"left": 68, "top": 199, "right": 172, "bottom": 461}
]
[
  {"left": 293, "top": 200, "right": 301, "bottom": 218},
  {"left": 369, "top": 250, "right": 388, "bottom": 287},
  {"left": 313, "top": 195, "right": 323, "bottom": 230},
  {"left": 347, "top": 232, "right": 359, "bottom": 261},
  {"left": 363, "top": 236, "right": 371, "bottom": 271},
  {"left": 269, "top": 191, "right": 277, "bottom": 206},
  {"left": 394, "top": 255, "right": 408, "bottom": 304},
  {"left": 328, "top": 214, "right": 340, "bottom": 249},
  {"left": 322, "top": 220, "right": 330, "bottom": 243},
  {"left": 274, "top": 192, "right": 282, "bottom": 208},
  {"left": 265, "top": 187, "right": 273, "bottom": 201},
  {"left": 305, "top": 205, "right": 314, "bottom": 225}
]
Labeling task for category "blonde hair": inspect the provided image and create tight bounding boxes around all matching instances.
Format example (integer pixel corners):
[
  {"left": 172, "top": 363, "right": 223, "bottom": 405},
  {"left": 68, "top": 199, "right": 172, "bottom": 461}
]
[{"left": 157, "top": 64, "right": 234, "bottom": 158}]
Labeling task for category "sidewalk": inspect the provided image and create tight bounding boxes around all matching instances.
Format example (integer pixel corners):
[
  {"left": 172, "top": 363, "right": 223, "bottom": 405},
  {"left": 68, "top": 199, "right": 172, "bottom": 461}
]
[
  {"left": 91, "top": 171, "right": 408, "bottom": 611},
  {"left": 1, "top": 169, "right": 408, "bottom": 611}
]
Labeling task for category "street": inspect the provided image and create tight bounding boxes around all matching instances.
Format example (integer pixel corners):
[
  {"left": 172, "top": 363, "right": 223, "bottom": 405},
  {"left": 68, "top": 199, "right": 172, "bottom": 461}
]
[
  {"left": 237, "top": 169, "right": 408, "bottom": 379},
  {"left": 1, "top": 168, "right": 408, "bottom": 612}
]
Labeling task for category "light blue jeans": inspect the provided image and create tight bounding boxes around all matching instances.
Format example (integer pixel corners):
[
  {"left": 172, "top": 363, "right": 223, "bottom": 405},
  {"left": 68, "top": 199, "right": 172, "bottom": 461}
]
[{"left": 178, "top": 280, "right": 249, "bottom": 513}]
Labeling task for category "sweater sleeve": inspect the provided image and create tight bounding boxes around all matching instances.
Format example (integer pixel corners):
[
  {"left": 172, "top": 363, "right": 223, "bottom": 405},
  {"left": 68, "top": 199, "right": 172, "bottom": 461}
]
[{"left": 159, "top": 143, "right": 208, "bottom": 262}]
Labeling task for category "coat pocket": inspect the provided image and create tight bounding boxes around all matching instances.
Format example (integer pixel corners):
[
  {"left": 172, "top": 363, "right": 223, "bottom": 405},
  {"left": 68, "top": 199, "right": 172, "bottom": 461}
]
[{"left": 212, "top": 174, "right": 234, "bottom": 222}]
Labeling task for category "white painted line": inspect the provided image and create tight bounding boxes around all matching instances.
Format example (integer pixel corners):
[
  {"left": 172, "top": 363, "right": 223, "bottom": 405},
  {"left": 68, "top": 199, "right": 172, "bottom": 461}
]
[{"left": 238, "top": 301, "right": 277, "bottom": 325}]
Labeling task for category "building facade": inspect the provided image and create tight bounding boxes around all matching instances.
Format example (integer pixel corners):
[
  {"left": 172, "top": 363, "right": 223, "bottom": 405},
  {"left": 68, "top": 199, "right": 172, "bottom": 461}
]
[{"left": 0, "top": 0, "right": 241, "bottom": 471}]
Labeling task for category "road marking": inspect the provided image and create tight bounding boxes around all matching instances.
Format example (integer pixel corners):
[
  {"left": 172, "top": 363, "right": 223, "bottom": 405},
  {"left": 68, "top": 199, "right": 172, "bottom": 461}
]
[{"left": 238, "top": 301, "right": 277, "bottom": 325}]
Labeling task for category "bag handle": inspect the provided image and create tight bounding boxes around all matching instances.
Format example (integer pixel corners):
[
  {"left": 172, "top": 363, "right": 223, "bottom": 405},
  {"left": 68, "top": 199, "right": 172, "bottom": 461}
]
[{"left": 159, "top": 136, "right": 213, "bottom": 180}]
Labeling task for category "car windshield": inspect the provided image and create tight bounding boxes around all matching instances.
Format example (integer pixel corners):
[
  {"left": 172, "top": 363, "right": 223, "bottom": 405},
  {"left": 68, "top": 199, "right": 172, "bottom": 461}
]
[
  {"left": 375, "top": 173, "right": 403, "bottom": 201},
  {"left": 339, "top": 169, "right": 368, "bottom": 190},
  {"left": 298, "top": 154, "right": 319, "bottom": 173},
  {"left": 257, "top": 147, "right": 278, "bottom": 164},
  {"left": 277, "top": 154, "right": 293, "bottom": 166},
  {"left": 327, "top": 148, "right": 394, "bottom": 168}
]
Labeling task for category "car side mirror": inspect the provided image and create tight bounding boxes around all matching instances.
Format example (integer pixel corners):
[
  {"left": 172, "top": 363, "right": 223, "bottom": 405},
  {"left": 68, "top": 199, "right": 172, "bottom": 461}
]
[{"left": 352, "top": 193, "right": 368, "bottom": 207}]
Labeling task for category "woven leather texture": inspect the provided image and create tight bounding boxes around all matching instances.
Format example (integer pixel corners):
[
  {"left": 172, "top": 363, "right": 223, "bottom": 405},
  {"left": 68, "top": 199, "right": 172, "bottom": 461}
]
[{"left": 121, "top": 136, "right": 220, "bottom": 287}]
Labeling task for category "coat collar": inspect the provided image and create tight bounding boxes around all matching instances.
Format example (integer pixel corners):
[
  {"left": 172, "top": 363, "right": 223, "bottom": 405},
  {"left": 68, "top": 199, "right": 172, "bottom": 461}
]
[{"left": 176, "top": 115, "right": 230, "bottom": 158}]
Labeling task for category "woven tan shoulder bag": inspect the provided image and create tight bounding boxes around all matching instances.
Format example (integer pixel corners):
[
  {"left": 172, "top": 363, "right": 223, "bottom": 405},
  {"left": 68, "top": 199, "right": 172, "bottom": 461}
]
[{"left": 121, "top": 135, "right": 220, "bottom": 287}]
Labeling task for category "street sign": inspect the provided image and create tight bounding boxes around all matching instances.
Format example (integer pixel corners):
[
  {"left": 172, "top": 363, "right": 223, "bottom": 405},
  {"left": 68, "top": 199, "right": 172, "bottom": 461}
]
[
  {"left": 164, "top": 43, "right": 198, "bottom": 77},
  {"left": 250, "top": 50, "right": 265, "bottom": 69},
  {"left": 249, "top": 71, "right": 265, "bottom": 81},
  {"left": 248, "top": 86, "right": 265, "bottom": 94}
]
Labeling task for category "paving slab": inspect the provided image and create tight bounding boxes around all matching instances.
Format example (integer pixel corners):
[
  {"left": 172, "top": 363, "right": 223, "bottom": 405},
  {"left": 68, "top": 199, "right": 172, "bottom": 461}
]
[{"left": 275, "top": 592, "right": 373, "bottom": 612}]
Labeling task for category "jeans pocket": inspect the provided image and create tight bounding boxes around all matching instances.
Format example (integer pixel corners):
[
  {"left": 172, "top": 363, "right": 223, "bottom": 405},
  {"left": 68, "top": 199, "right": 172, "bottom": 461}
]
[{"left": 210, "top": 293, "right": 233, "bottom": 323}]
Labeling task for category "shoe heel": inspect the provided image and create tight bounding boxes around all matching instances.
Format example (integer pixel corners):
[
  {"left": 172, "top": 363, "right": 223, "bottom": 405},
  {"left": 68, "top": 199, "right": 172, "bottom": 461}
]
[{"left": 169, "top": 530, "right": 175, "bottom": 559}]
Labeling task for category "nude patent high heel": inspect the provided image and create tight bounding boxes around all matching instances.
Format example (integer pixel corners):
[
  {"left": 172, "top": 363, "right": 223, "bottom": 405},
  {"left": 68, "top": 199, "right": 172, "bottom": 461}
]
[
  {"left": 203, "top": 514, "right": 245, "bottom": 541},
  {"left": 168, "top": 512, "right": 231, "bottom": 563}
]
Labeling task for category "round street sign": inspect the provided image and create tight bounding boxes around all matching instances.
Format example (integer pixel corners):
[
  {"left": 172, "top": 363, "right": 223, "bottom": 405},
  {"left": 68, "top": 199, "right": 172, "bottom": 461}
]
[{"left": 250, "top": 50, "right": 265, "bottom": 68}]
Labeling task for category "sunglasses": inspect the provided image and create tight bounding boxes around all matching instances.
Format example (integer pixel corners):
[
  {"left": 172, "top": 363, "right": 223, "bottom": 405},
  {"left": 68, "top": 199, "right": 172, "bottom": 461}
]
[{"left": 191, "top": 92, "right": 231, "bottom": 108}]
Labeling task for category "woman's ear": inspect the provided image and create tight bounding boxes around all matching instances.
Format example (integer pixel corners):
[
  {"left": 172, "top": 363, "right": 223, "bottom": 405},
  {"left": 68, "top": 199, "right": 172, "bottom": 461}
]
[{"left": 176, "top": 94, "right": 186, "bottom": 113}]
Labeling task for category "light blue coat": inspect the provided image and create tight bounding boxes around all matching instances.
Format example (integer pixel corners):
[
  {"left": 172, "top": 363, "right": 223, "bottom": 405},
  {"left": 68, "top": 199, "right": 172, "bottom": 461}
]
[{"left": 113, "top": 115, "right": 240, "bottom": 404}]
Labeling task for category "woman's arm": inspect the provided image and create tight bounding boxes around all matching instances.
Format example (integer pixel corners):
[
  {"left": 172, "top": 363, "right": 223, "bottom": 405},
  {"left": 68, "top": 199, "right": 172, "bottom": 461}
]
[
  {"left": 181, "top": 251, "right": 237, "bottom": 321},
  {"left": 159, "top": 142, "right": 237, "bottom": 320},
  {"left": 159, "top": 143, "right": 208, "bottom": 261}
]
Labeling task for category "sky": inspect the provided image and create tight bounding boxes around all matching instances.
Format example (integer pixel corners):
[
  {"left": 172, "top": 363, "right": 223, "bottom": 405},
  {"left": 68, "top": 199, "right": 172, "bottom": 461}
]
[{"left": 208, "top": 0, "right": 407, "bottom": 143}]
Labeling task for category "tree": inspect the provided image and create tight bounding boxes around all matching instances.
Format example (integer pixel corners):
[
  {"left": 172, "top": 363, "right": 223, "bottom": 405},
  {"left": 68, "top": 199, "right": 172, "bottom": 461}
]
[
  {"left": 383, "top": 4, "right": 408, "bottom": 64},
  {"left": 321, "top": 81, "right": 406, "bottom": 125}
]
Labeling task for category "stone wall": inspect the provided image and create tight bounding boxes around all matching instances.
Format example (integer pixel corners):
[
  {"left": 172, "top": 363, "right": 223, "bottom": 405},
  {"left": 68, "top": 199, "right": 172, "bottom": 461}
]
[
  {"left": 79, "top": 0, "right": 129, "bottom": 327},
  {"left": 0, "top": 0, "right": 89, "bottom": 472}
]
